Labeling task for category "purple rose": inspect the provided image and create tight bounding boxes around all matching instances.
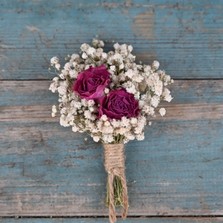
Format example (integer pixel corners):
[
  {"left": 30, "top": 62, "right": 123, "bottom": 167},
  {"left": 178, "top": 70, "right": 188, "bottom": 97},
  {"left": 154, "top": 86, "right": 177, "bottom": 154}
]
[
  {"left": 99, "top": 88, "right": 140, "bottom": 120},
  {"left": 73, "top": 65, "right": 110, "bottom": 100}
]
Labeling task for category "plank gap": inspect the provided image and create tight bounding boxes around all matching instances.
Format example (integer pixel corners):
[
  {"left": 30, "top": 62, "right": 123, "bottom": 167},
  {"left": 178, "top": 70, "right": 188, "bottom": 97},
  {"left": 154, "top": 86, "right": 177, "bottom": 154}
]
[{"left": 1, "top": 215, "right": 223, "bottom": 219}]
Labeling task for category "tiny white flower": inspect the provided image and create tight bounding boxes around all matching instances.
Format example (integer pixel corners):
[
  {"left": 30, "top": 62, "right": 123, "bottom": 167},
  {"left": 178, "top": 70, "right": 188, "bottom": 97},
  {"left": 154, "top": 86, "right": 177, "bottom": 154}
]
[
  {"left": 86, "top": 47, "right": 96, "bottom": 56},
  {"left": 50, "top": 56, "right": 59, "bottom": 65},
  {"left": 152, "top": 60, "right": 160, "bottom": 70},
  {"left": 80, "top": 43, "right": 89, "bottom": 52},
  {"left": 125, "top": 132, "right": 135, "bottom": 140},
  {"left": 111, "top": 119, "right": 121, "bottom": 128},
  {"left": 130, "top": 117, "right": 138, "bottom": 125},
  {"left": 60, "top": 116, "right": 69, "bottom": 127},
  {"left": 103, "top": 134, "right": 114, "bottom": 143},
  {"left": 93, "top": 136, "right": 100, "bottom": 142},
  {"left": 154, "top": 80, "right": 163, "bottom": 96},
  {"left": 128, "top": 45, "right": 133, "bottom": 52},
  {"left": 53, "top": 77, "right": 59, "bottom": 82},
  {"left": 162, "top": 88, "right": 173, "bottom": 102},
  {"left": 144, "top": 65, "right": 151, "bottom": 72},
  {"left": 104, "top": 88, "right": 109, "bottom": 94},
  {"left": 102, "top": 126, "right": 113, "bottom": 134},
  {"left": 69, "top": 70, "right": 77, "bottom": 78},
  {"left": 125, "top": 69, "right": 134, "bottom": 78},
  {"left": 49, "top": 82, "right": 58, "bottom": 93},
  {"left": 136, "top": 133, "right": 145, "bottom": 141},
  {"left": 102, "top": 52, "right": 107, "bottom": 59},
  {"left": 89, "top": 106, "right": 95, "bottom": 112},
  {"left": 58, "top": 86, "right": 67, "bottom": 95},
  {"left": 159, "top": 107, "right": 166, "bottom": 116},
  {"left": 134, "top": 127, "right": 142, "bottom": 135},
  {"left": 87, "top": 100, "right": 95, "bottom": 106},
  {"left": 117, "top": 127, "right": 128, "bottom": 135},
  {"left": 84, "top": 110, "right": 93, "bottom": 119},
  {"left": 110, "top": 65, "right": 116, "bottom": 71},
  {"left": 73, "top": 101, "right": 82, "bottom": 109},
  {"left": 52, "top": 105, "right": 57, "bottom": 114},
  {"left": 119, "top": 63, "right": 124, "bottom": 70},
  {"left": 101, "top": 115, "right": 108, "bottom": 121},
  {"left": 55, "top": 63, "right": 60, "bottom": 70},
  {"left": 99, "top": 40, "right": 104, "bottom": 47},
  {"left": 104, "top": 121, "right": 111, "bottom": 127},
  {"left": 113, "top": 43, "right": 120, "bottom": 50},
  {"left": 151, "top": 95, "right": 160, "bottom": 108},
  {"left": 81, "top": 99, "right": 88, "bottom": 107},
  {"left": 71, "top": 54, "right": 79, "bottom": 61},
  {"left": 82, "top": 52, "right": 88, "bottom": 59},
  {"left": 132, "top": 74, "right": 143, "bottom": 83},
  {"left": 72, "top": 125, "right": 79, "bottom": 132}
]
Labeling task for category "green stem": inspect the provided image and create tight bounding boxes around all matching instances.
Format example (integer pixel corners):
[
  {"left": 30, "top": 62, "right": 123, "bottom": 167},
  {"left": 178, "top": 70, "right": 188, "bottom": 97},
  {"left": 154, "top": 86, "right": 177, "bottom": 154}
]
[{"left": 106, "top": 176, "right": 124, "bottom": 207}]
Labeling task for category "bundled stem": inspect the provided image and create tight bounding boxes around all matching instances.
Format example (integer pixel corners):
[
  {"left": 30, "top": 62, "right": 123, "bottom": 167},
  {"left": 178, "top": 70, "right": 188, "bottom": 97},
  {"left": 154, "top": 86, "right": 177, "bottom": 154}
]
[{"left": 103, "top": 143, "right": 128, "bottom": 223}]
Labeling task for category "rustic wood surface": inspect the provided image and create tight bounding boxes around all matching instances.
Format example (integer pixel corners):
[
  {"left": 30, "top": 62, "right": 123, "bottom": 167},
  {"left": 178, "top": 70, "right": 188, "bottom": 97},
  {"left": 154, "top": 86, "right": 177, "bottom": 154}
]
[
  {"left": 0, "top": 0, "right": 223, "bottom": 222},
  {"left": 0, "top": 218, "right": 223, "bottom": 223}
]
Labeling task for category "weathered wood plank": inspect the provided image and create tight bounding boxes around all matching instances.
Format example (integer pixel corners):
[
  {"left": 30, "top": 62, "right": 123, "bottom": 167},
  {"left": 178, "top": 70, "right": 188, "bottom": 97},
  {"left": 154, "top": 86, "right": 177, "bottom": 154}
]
[
  {"left": 1, "top": 103, "right": 223, "bottom": 122},
  {"left": 0, "top": 80, "right": 223, "bottom": 122},
  {"left": 0, "top": 78, "right": 223, "bottom": 215},
  {"left": 0, "top": 119, "right": 223, "bottom": 216},
  {"left": 1, "top": 0, "right": 223, "bottom": 79},
  {"left": 0, "top": 218, "right": 223, "bottom": 223},
  {"left": 1, "top": 80, "right": 223, "bottom": 106}
]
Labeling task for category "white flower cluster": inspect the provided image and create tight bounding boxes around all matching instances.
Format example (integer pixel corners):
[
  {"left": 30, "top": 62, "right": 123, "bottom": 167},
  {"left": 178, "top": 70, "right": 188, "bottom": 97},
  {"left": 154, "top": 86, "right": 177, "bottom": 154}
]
[{"left": 49, "top": 39, "right": 173, "bottom": 144}]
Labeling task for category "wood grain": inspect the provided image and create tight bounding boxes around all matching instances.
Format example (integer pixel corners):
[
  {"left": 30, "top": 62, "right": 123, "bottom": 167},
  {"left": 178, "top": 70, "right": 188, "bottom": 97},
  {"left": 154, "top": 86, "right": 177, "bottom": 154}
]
[
  {"left": 0, "top": 78, "right": 223, "bottom": 216},
  {"left": 0, "top": 0, "right": 223, "bottom": 79},
  {"left": 1, "top": 80, "right": 223, "bottom": 106},
  {"left": 0, "top": 218, "right": 223, "bottom": 223},
  {"left": 0, "top": 80, "right": 222, "bottom": 122},
  {"left": 0, "top": 118, "right": 223, "bottom": 216},
  {"left": 1, "top": 0, "right": 223, "bottom": 221}
]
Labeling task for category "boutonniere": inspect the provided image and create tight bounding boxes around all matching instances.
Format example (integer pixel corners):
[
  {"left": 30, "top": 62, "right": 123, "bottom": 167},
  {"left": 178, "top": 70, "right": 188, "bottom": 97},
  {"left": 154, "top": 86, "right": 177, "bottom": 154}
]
[{"left": 49, "top": 39, "right": 173, "bottom": 223}]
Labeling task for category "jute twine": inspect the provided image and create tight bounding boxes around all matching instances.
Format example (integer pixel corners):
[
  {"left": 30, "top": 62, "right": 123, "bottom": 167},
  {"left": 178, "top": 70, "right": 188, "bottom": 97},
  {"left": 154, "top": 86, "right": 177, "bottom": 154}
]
[{"left": 103, "top": 143, "right": 128, "bottom": 223}]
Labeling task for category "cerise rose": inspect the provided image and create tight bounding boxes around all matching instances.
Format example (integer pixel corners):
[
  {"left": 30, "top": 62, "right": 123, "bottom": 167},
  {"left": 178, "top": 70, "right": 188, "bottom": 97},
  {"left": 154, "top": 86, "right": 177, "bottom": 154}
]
[
  {"left": 99, "top": 88, "right": 140, "bottom": 120},
  {"left": 73, "top": 65, "right": 110, "bottom": 100}
]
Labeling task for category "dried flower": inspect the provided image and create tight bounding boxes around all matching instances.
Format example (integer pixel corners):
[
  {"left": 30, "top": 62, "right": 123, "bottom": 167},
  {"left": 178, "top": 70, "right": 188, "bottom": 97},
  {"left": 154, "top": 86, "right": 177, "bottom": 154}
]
[{"left": 49, "top": 39, "right": 173, "bottom": 144}]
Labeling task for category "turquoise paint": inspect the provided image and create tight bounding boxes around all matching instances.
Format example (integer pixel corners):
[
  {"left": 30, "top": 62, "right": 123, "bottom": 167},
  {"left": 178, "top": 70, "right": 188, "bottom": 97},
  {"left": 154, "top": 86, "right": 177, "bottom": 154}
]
[
  {"left": 0, "top": 120, "right": 223, "bottom": 215},
  {"left": 154, "top": 1, "right": 223, "bottom": 78},
  {"left": 0, "top": 0, "right": 223, "bottom": 79},
  {"left": 0, "top": 0, "right": 223, "bottom": 220},
  {"left": 1, "top": 80, "right": 223, "bottom": 107}
]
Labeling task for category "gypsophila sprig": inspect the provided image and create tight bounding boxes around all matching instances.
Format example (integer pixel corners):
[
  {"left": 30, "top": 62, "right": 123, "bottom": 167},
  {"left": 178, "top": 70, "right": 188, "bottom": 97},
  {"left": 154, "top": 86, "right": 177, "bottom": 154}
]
[
  {"left": 49, "top": 39, "right": 173, "bottom": 144},
  {"left": 49, "top": 39, "right": 173, "bottom": 223}
]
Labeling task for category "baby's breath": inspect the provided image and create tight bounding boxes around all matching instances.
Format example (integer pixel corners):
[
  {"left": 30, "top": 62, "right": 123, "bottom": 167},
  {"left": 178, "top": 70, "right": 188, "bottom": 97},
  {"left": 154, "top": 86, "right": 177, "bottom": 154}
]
[{"left": 49, "top": 39, "right": 173, "bottom": 144}]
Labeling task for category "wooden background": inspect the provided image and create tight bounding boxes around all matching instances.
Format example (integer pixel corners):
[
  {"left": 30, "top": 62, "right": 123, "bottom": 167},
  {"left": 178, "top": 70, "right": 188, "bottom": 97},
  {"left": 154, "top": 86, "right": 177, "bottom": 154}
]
[{"left": 0, "top": 0, "right": 223, "bottom": 222}]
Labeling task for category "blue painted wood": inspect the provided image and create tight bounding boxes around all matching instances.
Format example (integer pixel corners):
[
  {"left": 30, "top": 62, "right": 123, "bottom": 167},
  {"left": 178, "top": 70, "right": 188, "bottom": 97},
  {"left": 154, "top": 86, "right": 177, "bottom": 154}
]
[
  {"left": 0, "top": 0, "right": 223, "bottom": 79},
  {"left": 0, "top": 0, "right": 223, "bottom": 221},
  {"left": 0, "top": 119, "right": 223, "bottom": 215},
  {"left": 1, "top": 80, "right": 223, "bottom": 106},
  {"left": 0, "top": 218, "right": 222, "bottom": 223},
  {"left": 1, "top": 80, "right": 223, "bottom": 123}
]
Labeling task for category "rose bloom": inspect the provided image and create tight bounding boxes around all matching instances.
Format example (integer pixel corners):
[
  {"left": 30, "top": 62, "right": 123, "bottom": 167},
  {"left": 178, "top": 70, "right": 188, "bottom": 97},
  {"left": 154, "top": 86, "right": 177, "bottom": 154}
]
[
  {"left": 73, "top": 65, "right": 110, "bottom": 100},
  {"left": 99, "top": 88, "right": 140, "bottom": 120}
]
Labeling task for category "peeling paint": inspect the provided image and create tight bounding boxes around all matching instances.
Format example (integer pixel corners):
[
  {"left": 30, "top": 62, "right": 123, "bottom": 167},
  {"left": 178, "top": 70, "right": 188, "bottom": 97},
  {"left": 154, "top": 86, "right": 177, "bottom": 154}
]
[
  {"left": 0, "top": 44, "right": 16, "bottom": 49},
  {"left": 26, "top": 25, "right": 40, "bottom": 32}
]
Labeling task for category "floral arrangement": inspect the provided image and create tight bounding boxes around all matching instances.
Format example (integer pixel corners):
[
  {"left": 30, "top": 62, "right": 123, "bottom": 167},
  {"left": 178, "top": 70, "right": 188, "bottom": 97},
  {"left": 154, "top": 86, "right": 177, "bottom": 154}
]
[{"left": 49, "top": 39, "right": 173, "bottom": 223}]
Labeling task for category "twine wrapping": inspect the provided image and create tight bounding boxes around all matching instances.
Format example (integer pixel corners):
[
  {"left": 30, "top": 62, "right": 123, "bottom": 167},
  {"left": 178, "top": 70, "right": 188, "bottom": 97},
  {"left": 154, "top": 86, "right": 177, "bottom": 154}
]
[{"left": 103, "top": 143, "right": 128, "bottom": 223}]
